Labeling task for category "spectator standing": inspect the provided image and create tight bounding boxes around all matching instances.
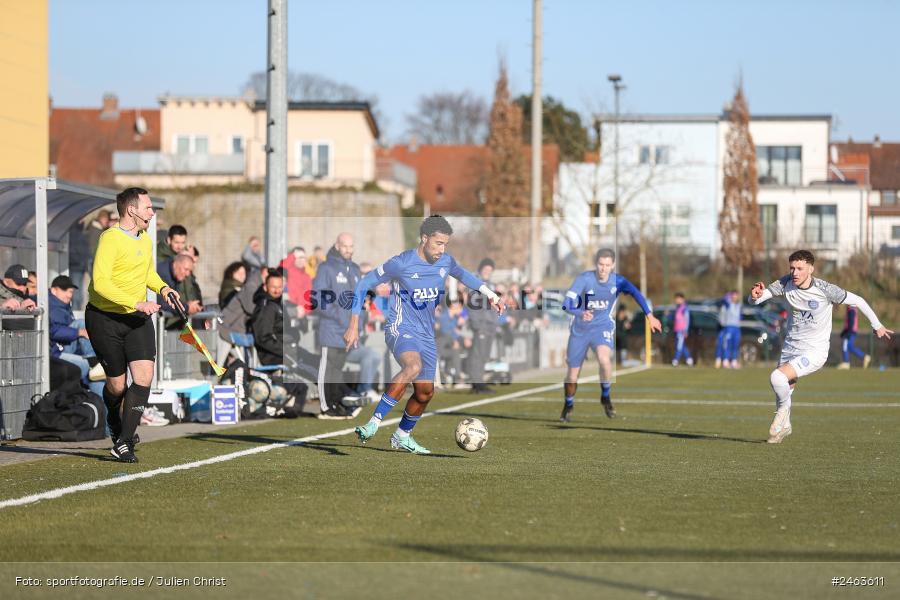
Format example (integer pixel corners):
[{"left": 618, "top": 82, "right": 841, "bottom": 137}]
[
  {"left": 466, "top": 258, "right": 498, "bottom": 394},
  {"left": 671, "top": 292, "right": 694, "bottom": 367},
  {"left": 839, "top": 305, "right": 871, "bottom": 369},
  {"left": 312, "top": 233, "right": 363, "bottom": 419},
  {"left": 242, "top": 236, "right": 266, "bottom": 273},
  {"left": 279, "top": 247, "right": 313, "bottom": 317},
  {"left": 218, "top": 261, "right": 247, "bottom": 308}
]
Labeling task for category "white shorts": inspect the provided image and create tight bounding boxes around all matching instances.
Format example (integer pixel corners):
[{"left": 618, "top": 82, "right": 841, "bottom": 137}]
[{"left": 778, "top": 351, "right": 828, "bottom": 379}]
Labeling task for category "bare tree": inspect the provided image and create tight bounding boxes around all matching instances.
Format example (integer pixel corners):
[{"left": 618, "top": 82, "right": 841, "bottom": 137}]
[
  {"left": 241, "top": 71, "right": 383, "bottom": 127},
  {"left": 405, "top": 91, "right": 488, "bottom": 144},
  {"left": 720, "top": 85, "right": 762, "bottom": 292}
]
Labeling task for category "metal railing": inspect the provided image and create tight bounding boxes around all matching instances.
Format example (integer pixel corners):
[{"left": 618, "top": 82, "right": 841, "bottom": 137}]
[
  {"left": 156, "top": 310, "right": 222, "bottom": 382},
  {"left": 0, "top": 312, "right": 45, "bottom": 441}
]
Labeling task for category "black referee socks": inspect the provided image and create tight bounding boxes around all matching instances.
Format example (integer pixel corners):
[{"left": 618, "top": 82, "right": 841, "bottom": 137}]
[
  {"left": 103, "top": 385, "right": 124, "bottom": 439},
  {"left": 120, "top": 383, "right": 151, "bottom": 444}
]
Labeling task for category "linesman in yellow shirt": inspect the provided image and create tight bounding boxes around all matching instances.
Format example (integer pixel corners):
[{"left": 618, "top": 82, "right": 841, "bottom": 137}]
[{"left": 86, "top": 187, "right": 180, "bottom": 463}]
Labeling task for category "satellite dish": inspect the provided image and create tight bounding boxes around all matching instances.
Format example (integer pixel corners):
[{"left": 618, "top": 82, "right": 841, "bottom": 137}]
[{"left": 135, "top": 115, "right": 148, "bottom": 135}]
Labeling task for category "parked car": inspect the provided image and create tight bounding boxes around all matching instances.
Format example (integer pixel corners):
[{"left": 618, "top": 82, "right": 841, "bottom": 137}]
[{"left": 624, "top": 304, "right": 779, "bottom": 364}]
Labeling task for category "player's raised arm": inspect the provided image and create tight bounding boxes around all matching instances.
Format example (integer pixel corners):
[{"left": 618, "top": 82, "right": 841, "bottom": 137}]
[
  {"left": 843, "top": 291, "right": 893, "bottom": 340},
  {"left": 449, "top": 260, "right": 503, "bottom": 313},
  {"left": 617, "top": 275, "right": 662, "bottom": 332}
]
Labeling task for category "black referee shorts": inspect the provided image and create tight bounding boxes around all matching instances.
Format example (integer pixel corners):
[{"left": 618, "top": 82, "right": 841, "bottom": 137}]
[{"left": 85, "top": 304, "right": 156, "bottom": 378}]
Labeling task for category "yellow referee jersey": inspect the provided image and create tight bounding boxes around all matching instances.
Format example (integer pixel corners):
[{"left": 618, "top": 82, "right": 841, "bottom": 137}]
[{"left": 88, "top": 227, "right": 168, "bottom": 313}]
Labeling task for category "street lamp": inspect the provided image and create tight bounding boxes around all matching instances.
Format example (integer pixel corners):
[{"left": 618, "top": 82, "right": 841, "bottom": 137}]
[{"left": 607, "top": 74, "right": 625, "bottom": 219}]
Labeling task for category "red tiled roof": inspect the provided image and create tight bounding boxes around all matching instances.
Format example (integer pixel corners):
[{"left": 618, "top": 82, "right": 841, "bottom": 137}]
[
  {"left": 49, "top": 100, "right": 160, "bottom": 186},
  {"left": 379, "top": 143, "right": 560, "bottom": 214},
  {"left": 832, "top": 142, "right": 900, "bottom": 190}
]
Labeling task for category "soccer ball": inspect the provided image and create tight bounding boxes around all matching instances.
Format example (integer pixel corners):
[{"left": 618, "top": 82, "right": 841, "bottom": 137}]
[{"left": 455, "top": 418, "right": 488, "bottom": 452}]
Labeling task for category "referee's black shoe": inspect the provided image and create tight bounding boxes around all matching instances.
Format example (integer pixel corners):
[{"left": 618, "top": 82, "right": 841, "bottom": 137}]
[
  {"left": 560, "top": 403, "right": 573, "bottom": 423},
  {"left": 601, "top": 396, "right": 616, "bottom": 418},
  {"left": 111, "top": 440, "right": 138, "bottom": 463}
]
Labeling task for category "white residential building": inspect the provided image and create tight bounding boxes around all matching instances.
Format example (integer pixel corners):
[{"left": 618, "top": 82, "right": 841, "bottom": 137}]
[{"left": 552, "top": 113, "right": 871, "bottom": 270}]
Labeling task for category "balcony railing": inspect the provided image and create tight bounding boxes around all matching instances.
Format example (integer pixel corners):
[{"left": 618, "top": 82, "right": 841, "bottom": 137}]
[{"left": 113, "top": 151, "right": 245, "bottom": 175}]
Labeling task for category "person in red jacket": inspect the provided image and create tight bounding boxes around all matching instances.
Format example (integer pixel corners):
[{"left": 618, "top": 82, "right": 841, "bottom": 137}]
[{"left": 279, "top": 247, "right": 313, "bottom": 318}]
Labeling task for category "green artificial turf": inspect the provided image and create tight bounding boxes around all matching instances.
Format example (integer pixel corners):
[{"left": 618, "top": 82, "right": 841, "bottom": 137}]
[{"left": 1, "top": 367, "right": 898, "bottom": 598}]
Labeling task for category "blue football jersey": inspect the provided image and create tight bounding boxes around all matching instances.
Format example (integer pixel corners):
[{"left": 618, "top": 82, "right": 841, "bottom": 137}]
[
  {"left": 355, "top": 249, "right": 482, "bottom": 337},
  {"left": 564, "top": 272, "right": 650, "bottom": 333}
]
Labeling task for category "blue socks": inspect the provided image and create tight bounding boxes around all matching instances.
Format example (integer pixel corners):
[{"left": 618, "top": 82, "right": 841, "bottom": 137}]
[
  {"left": 564, "top": 395, "right": 575, "bottom": 408},
  {"left": 601, "top": 383, "right": 611, "bottom": 398},
  {"left": 398, "top": 411, "right": 420, "bottom": 434},
  {"left": 372, "top": 393, "right": 398, "bottom": 423}
]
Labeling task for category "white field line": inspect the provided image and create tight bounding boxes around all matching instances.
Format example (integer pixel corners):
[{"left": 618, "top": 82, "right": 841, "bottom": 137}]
[
  {"left": 509, "top": 397, "right": 900, "bottom": 409},
  {"left": 0, "top": 366, "right": 647, "bottom": 510}
]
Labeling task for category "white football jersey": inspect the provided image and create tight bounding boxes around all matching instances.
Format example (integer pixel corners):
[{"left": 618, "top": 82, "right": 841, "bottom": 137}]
[{"left": 766, "top": 275, "right": 847, "bottom": 355}]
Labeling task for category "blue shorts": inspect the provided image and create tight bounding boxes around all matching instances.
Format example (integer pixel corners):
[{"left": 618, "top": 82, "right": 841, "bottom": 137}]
[
  {"left": 386, "top": 329, "right": 438, "bottom": 381},
  {"left": 566, "top": 328, "right": 614, "bottom": 368}
]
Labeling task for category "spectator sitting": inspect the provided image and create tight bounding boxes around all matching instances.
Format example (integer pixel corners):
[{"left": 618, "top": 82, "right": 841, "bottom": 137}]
[
  {"left": 26, "top": 271, "right": 38, "bottom": 300},
  {"left": 218, "top": 261, "right": 247, "bottom": 308},
  {"left": 249, "top": 270, "right": 292, "bottom": 366},
  {"left": 158, "top": 254, "right": 202, "bottom": 330},
  {"left": 242, "top": 236, "right": 265, "bottom": 273},
  {"left": 218, "top": 266, "right": 268, "bottom": 366},
  {"left": 180, "top": 248, "right": 204, "bottom": 316},
  {"left": 1, "top": 264, "right": 36, "bottom": 311},
  {"left": 157, "top": 224, "right": 188, "bottom": 262},
  {"left": 279, "top": 246, "right": 313, "bottom": 318},
  {"left": 49, "top": 275, "right": 106, "bottom": 396}
]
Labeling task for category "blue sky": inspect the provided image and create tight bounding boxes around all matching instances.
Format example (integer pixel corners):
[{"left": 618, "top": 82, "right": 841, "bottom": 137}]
[{"left": 50, "top": 0, "right": 900, "bottom": 143}]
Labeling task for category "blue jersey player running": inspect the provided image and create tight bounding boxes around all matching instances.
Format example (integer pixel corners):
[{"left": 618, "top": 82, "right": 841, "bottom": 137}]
[
  {"left": 561, "top": 248, "right": 662, "bottom": 422},
  {"left": 343, "top": 215, "right": 503, "bottom": 454}
]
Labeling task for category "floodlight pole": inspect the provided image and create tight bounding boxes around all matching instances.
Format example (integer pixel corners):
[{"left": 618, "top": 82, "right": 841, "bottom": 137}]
[
  {"left": 265, "top": 0, "right": 288, "bottom": 266},
  {"left": 529, "top": 0, "right": 543, "bottom": 284}
]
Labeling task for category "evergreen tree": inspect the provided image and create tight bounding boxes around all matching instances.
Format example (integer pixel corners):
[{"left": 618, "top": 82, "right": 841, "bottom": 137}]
[{"left": 483, "top": 61, "right": 530, "bottom": 265}]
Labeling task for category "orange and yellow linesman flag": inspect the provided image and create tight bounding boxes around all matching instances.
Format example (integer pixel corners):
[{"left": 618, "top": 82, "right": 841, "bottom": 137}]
[{"left": 179, "top": 324, "right": 226, "bottom": 377}]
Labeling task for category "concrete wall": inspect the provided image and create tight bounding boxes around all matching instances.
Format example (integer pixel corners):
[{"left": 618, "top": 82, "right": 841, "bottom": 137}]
[{"left": 160, "top": 190, "right": 404, "bottom": 303}]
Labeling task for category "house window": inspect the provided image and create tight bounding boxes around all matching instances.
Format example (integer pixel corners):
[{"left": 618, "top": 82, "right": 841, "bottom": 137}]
[
  {"left": 892, "top": 225, "right": 900, "bottom": 240},
  {"left": 639, "top": 146, "right": 651, "bottom": 165},
  {"left": 231, "top": 136, "right": 244, "bottom": 154},
  {"left": 174, "top": 135, "right": 209, "bottom": 155},
  {"left": 660, "top": 204, "right": 690, "bottom": 240},
  {"left": 883, "top": 190, "right": 897, "bottom": 206},
  {"left": 805, "top": 205, "right": 837, "bottom": 244},
  {"left": 760, "top": 204, "right": 777, "bottom": 246},
  {"left": 638, "top": 145, "right": 670, "bottom": 166},
  {"left": 655, "top": 146, "right": 670, "bottom": 165},
  {"left": 297, "top": 142, "right": 331, "bottom": 178},
  {"left": 757, "top": 146, "right": 802, "bottom": 186}
]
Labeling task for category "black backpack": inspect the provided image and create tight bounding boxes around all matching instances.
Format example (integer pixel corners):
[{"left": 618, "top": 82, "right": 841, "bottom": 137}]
[{"left": 22, "top": 389, "right": 105, "bottom": 442}]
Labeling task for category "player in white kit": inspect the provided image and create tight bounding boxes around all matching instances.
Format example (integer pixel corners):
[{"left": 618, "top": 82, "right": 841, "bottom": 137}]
[{"left": 748, "top": 250, "right": 893, "bottom": 443}]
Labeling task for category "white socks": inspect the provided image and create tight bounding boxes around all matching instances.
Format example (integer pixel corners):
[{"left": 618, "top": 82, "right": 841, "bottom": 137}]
[{"left": 770, "top": 370, "right": 792, "bottom": 412}]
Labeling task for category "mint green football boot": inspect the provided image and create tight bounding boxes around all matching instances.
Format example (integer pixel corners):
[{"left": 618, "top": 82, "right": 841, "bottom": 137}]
[
  {"left": 355, "top": 422, "right": 378, "bottom": 445},
  {"left": 390, "top": 432, "right": 431, "bottom": 454}
]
